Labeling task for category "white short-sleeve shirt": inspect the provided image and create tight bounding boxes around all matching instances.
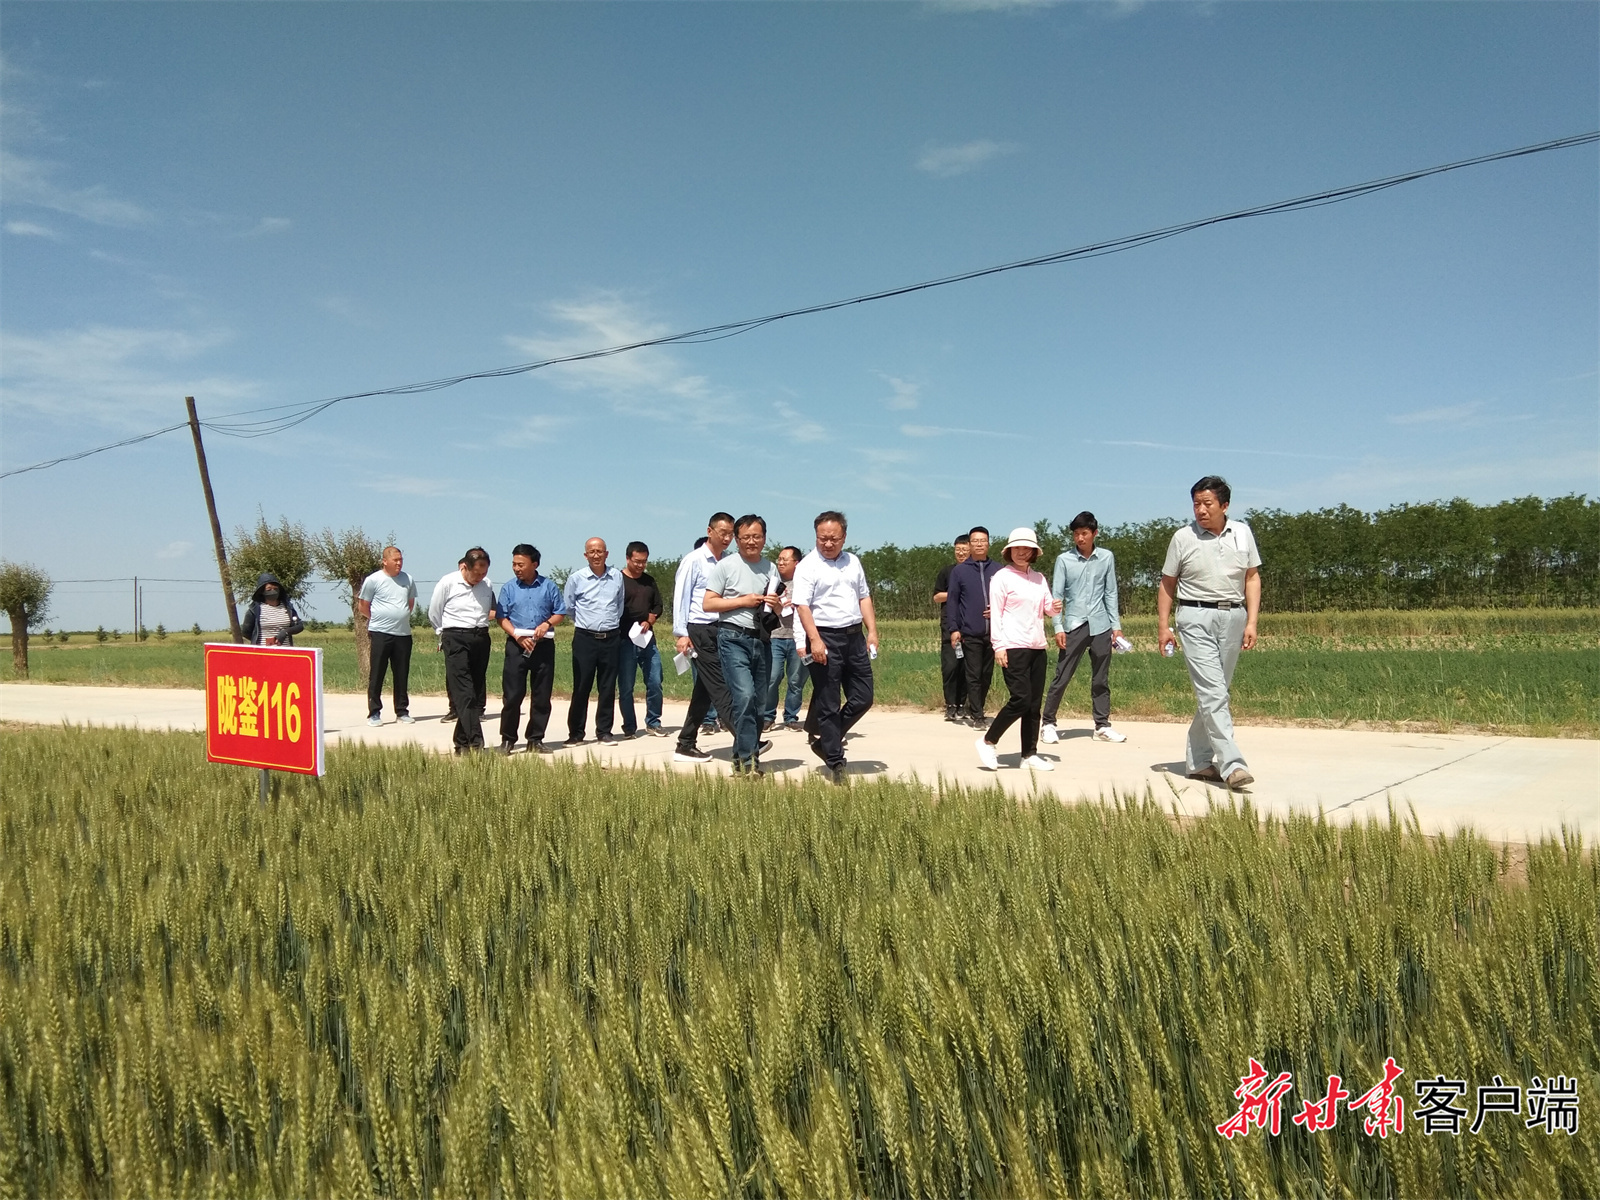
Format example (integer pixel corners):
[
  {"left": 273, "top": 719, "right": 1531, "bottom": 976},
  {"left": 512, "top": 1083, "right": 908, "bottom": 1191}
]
[
  {"left": 790, "top": 550, "right": 870, "bottom": 628},
  {"left": 1161, "top": 519, "right": 1261, "bottom": 603}
]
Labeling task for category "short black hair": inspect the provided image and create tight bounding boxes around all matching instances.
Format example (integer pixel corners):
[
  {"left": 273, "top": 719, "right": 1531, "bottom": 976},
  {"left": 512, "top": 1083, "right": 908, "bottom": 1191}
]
[
  {"left": 625, "top": 541, "right": 649, "bottom": 559},
  {"left": 1068, "top": 512, "right": 1098, "bottom": 533},
  {"left": 968, "top": 526, "right": 989, "bottom": 538},
  {"left": 512, "top": 543, "right": 540, "bottom": 562},
  {"left": 954, "top": 533, "right": 971, "bottom": 545},
  {"left": 814, "top": 510, "right": 847, "bottom": 532},
  {"left": 780, "top": 545, "right": 803, "bottom": 559},
  {"left": 1191, "top": 476, "right": 1231, "bottom": 506},
  {"left": 693, "top": 536, "right": 708, "bottom": 550},
  {"left": 708, "top": 512, "right": 735, "bottom": 529},
  {"left": 461, "top": 547, "right": 490, "bottom": 568},
  {"left": 735, "top": 514, "right": 767, "bottom": 536}
]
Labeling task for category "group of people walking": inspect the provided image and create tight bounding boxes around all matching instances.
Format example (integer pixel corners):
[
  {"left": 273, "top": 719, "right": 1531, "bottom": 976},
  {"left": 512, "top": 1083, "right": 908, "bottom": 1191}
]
[
  {"left": 931, "top": 475, "right": 1260, "bottom": 787},
  {"left": 342, "top": 475, "right": 1260, "bottom": 787}
]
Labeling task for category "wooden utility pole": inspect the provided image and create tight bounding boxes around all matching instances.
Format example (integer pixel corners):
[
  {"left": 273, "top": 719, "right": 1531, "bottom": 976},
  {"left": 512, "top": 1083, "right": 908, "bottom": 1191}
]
[{"left": 186, "top": 396, "right": 243, "bottom": 642}]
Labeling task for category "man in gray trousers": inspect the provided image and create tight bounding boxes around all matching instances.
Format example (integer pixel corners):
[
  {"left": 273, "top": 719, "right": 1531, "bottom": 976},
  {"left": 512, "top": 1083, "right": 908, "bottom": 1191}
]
[{"left": 1156, "top": 476, "right": 1261, "bottom": 789}]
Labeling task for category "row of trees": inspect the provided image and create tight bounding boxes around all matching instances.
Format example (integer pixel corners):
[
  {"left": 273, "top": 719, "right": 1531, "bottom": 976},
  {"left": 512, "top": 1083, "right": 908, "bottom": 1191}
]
[
  {"left": 855, "top": 494, "right": 1598, "bottom": 619},
  {"left": 5, "top": 494, "right": 1592, "bottom": 676},
  {"left": 225, "top": 515, "right": 392, "bottom": 680}
]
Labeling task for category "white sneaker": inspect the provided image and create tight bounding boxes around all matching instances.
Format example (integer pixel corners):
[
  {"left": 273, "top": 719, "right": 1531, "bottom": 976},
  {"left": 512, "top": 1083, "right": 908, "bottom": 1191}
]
[
  {"left": 397, "top": 714, "right": 415, "bottom": 724},
  {"left": 975, "top": 738, "right": 999, "bottom": 771},
  {"left": 1093, "top": 726, "right": 1127, "bottom": 743},
  {"left": 1039, "top": 723, "right": 1059, "bottom": 744},
  {"left": 366, "top": 715, "right": 382, "bottom": 727},
  {"left": 1022, "top": 755, "right": 1055, "bottom": 772}
]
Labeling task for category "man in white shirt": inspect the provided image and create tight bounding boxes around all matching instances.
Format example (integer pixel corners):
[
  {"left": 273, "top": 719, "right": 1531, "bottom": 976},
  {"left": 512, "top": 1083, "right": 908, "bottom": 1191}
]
[
  {"left": 428, "top": 547, "right": 495, "bottom": 755},
  {"left": 792, "top": 510, "right": 878, "bottom": 783},
  {"left": 673, "top": 513, "right": 736, "bottom": 763},
  {"left": 1156, "top": 476, "right": 1262, "bottom": 789},
  {"left": 358, "top": 546, "right": 418, "bottom": 728}
]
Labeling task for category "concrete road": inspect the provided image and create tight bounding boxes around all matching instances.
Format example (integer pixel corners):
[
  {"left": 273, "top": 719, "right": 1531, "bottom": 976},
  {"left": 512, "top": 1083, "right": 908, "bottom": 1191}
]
[{"left": 3, "top": 683, "right": 1594, "bottom": 844}]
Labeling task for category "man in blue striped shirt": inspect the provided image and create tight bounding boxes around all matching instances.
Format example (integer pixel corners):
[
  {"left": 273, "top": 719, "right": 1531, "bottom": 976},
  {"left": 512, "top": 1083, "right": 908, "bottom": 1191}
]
[
  {"left": 563, "top": 538, "right": 627, "bottom": 745},
  {"left": 1041, "top": 512, "right": 1127, "bottom": 744}
]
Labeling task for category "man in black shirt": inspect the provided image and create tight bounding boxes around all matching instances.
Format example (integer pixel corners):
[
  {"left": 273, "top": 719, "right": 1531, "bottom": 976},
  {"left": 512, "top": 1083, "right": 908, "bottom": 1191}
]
[
  {"left": 617, "top": 541, "right": 666, "bottom": 737},
  {"left": 931, "top": 533, "right": 971, "bottom": 722}
]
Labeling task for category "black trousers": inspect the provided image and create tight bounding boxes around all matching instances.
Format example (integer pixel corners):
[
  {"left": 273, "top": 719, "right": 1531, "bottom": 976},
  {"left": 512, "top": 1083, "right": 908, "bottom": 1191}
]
[
  {"left": 803, "top": 624, "right": 874, "bottom": 769},
  {"left": 367, "top": 631, "right": 412, "bottom": 717},
  {"left": 678, "top": 623, "right": 733, "bottom": 751},
  {"left": 958, "top": 634, "right": 995, "bottom": 719},
  {"left": 568, "top": 628, "right": 622, "bottom": 739},
  {"left": 501, "top": 636, "right": 556, "bottom": 745},
  {"left": 940, "top": 630, "right": 968, "bottom": 711},
  {"left": 986, "top": 647, "right": 1047, "bottom": 758},
  {"left": 441, "top": 627, "right": 491, "bottom": 750},
  {"left": 1042, "top": 625, "right": 1113, "bottom": 728}
]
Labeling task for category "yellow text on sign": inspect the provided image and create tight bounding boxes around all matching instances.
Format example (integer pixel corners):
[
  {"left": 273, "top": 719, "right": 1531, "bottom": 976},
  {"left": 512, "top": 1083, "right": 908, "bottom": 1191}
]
[{"left": 215, "top": 675, "right": 302, "bottom": 741}]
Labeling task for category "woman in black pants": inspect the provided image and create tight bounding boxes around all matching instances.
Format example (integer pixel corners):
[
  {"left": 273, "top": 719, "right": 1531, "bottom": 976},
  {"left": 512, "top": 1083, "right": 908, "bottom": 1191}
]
[{"left": 975, "top": 528, "right": 1061, "bottom": 772}]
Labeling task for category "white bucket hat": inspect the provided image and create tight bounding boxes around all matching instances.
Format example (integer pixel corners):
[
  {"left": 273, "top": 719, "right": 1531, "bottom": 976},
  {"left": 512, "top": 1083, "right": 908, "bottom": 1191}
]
[{"left": 1003, "top": 527, "right": 1040, "bottom": 561}]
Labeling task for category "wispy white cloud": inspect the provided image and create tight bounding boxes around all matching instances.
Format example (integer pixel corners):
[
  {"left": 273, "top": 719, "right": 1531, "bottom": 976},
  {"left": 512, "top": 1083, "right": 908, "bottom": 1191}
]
[
  {"left": 774, "top": 399, "right": 828, "bottom": 443},
  {"left": 878, "top": 374, "right": 921, "bottom": 411},
  {"left": 361, "top": 474, "right": 471, "bottom": 499},
  {"left": 916, "top": 139, "right": 1019, "bottom": 177},
  {"left": 501, "top": 414, "right": 573, "bottom": 447},
  {"left": 1386, "top": 401, "right": 1482, "bottom": 426},
  {"left": 3, "top": 219, "right": 62, "bottom": 239},
  {"left": 927, "top": 0, "right": 1061, "bottom": 11},
  {"left": 0, "top": 325, "right": 258, "bottom": 425},
  {"left": 901, "top": 423, "right": 1025, "bottom": 439},
  {"left": 506, "top": 293, "right": 736, "bottom": 424},
  {"left": 314, "top": 294, "right": 378, "bottom": 328},
  {"left": 155, "top": 540, "right": 193, "bottom": 560},
  {"left": 0, "top": 150, "right": 153, "bottom": 227},
  {"left": 242, "top": 216, "right": 292, "bottom": 238}
]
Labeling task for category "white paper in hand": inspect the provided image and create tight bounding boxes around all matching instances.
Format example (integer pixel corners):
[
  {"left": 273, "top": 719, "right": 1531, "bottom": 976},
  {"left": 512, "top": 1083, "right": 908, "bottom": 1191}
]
[
  {"left": 673, "top": 650, "right": 693, "bottom": 675},
  {"left": 628, "top": 622, "right": 653, "bottom": 649}
]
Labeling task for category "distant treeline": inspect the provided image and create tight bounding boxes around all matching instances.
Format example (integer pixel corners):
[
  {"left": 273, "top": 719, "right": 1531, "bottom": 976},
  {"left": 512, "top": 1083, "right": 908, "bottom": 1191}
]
[{"left": 657, "top": 495, "right": 1597, "bottom": 622}]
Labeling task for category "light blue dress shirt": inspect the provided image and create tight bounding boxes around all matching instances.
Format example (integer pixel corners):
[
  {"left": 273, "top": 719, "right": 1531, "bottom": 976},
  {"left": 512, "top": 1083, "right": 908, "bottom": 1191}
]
[
  {"left": 496, "top": 574, "right": 566, "bottom": 632},
  {"left": 1051, "top": 546, "right": 1121, "bottom": 636},
  {"left": 564, "top": 567, "right": 626, "bottom": 631}
]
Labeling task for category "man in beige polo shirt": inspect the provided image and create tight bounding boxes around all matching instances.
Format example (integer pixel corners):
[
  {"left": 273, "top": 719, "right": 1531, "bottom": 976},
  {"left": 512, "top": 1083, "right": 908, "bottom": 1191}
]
[{"left": 1156, "top": 475, "right": 1261, "bottom": 789}]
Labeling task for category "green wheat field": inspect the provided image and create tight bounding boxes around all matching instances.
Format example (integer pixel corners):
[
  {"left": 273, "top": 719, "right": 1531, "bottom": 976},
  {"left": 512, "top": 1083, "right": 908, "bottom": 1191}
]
[{"left": 1, "top": 725, "right": 1594, "bottom": 1197}]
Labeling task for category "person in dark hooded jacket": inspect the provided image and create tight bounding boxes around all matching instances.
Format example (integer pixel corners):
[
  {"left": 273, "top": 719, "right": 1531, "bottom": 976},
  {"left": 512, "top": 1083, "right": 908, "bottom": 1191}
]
[{"left": 240, "top": 573, "right": 305, "bottom": 646}]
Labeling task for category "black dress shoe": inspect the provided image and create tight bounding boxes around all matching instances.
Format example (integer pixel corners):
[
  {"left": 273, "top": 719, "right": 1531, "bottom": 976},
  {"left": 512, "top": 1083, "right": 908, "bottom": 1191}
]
[
  {"left": 599, "top": 733, "right": 617, "bottom": 745},
  {"left": 565, "top": 736, "right": 585, "bottom": 747}
]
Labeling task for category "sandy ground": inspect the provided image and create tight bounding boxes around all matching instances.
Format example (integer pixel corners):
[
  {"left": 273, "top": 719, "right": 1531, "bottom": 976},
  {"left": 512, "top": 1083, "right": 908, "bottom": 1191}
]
[{"left": 2, "top": 682, "right": 1594, "bottom": 845}]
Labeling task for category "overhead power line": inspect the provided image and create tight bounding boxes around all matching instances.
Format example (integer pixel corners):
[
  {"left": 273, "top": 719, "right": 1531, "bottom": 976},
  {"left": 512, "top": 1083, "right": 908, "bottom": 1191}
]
[{"left": 3, "top": 130, "right": 1595, "bottom": 481}]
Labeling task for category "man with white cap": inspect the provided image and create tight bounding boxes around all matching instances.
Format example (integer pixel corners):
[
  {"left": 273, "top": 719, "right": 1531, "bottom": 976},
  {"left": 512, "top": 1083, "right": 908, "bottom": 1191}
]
[
  {"left": 975, "top": 527, "right": 1061, "bottom": 772},
  {"left": 1156, "top": 475, "right": 1261, "bottom": 789}
]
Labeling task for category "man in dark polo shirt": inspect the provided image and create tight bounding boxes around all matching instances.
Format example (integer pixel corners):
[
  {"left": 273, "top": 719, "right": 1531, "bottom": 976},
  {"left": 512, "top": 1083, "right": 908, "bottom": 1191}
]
[
  {"left": 931, "top": 533, "right": 970, "bottom": 722},
  {"left": 617, "top": 541, "right": 665, "bottom": 737}
]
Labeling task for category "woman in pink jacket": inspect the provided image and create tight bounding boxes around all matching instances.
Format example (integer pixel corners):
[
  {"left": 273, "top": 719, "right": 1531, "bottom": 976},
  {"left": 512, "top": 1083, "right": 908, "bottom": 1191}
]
[{"left": 976, "top": 527, "right": 1062, "bottom": 772}]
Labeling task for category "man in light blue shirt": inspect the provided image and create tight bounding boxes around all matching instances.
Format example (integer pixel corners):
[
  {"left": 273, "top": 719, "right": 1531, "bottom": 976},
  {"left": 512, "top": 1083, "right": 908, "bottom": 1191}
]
[
  {"left": 563, "top": 537, "right": 627, "bottom": 745},
  {"left": 357, "top": 546, "right": 418, "bottom": 726},
  {"left": 495, "top": 543, "right": 566, "bottom": 754},
  {"left": 1041, "top": 511, "right": 1126, "bottom": 744}
]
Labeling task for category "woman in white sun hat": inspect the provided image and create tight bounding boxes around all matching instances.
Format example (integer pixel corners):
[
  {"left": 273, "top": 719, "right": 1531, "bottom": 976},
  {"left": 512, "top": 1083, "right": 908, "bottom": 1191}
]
[{"left": 975, "top": 527, "right": 1062, "bottom": 772}]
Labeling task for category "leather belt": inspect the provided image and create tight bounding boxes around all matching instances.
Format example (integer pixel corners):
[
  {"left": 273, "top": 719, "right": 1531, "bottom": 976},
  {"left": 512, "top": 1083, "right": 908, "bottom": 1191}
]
[
  {"left": 575, "top": 628, "right": 620, "bottom": 639},
  {"left": 1178, "top": 599, "right": 1239, "bottom": 610}
]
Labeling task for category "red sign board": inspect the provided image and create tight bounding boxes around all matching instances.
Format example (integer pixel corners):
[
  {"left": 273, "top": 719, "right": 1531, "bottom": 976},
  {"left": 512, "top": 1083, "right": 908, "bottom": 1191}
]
[{"left": 203, "top": 643, "right": 325, "bottom": 776}]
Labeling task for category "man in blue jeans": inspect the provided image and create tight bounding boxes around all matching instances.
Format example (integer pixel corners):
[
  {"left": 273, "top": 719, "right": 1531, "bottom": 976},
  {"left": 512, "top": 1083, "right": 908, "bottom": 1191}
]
[
  {"left": 761, "top": 544, "right": 807, "bottom": 731},
  {"left": 617, "top": 541, "right": 665, "bottom": 736},
  {"left": 702, "top": 514, "right": 779, "bottom": 775}
]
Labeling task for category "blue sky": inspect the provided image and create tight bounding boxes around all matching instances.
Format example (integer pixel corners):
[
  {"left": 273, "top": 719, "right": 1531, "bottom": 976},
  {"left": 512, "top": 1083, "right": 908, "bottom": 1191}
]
[{"left": 2, "top": 1, "right": 1596, "bottom": 632}]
